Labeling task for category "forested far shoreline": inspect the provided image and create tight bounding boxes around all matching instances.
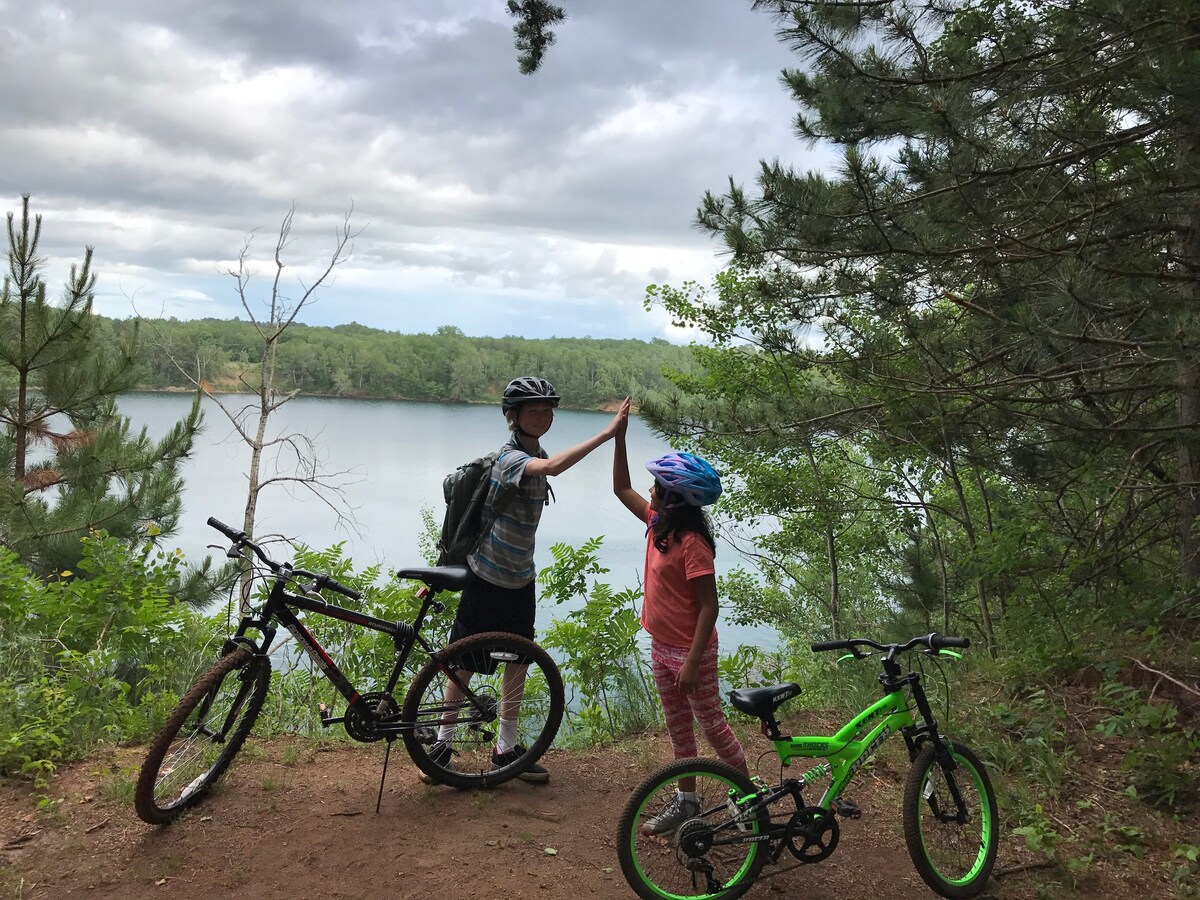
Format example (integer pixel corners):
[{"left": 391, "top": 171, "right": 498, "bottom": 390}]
[{"left": 103, "top": 316, "right": 695, "bottom": 409}]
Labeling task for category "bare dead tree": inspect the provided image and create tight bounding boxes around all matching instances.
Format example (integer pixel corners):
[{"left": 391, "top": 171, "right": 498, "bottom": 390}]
[{"left": 142, "top": 204, "right": 365, "bottom": 604}]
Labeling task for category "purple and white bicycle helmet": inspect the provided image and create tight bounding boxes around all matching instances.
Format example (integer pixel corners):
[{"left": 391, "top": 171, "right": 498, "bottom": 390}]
[
  {"left": 502, "top": 376, "right": 561, "bottom": 413},
  {"left": 646, "top": 452, "right": 722, "bottom": 507}
]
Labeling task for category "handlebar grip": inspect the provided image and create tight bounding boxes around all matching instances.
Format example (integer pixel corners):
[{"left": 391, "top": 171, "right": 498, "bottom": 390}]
[
  {"left": 811, "top": 640, "right": 848, "bottom": 652},
  {"left": 930, "top": 634, "right": 970, "bottom": 650},
  {"left": 207, "top": 516, "right": 245, "bottom": 541},
  {"left": 315, "top": 574, "right": 362, "bottom": 602}
]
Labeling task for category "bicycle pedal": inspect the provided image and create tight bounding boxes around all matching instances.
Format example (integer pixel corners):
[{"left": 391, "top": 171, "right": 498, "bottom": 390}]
[{"left": 832, "top": 796, "right": 861, "bottom": 819}]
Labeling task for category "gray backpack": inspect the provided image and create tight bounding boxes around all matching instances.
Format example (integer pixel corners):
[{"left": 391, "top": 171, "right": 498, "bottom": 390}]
[{"left": 435, "top": 448, "right": 518, "bottom": 566}]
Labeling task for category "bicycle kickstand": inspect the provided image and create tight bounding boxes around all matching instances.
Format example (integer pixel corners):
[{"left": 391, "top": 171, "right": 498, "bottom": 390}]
[{"left": 375, "top": 737, "right": 395, "bottom": 815}]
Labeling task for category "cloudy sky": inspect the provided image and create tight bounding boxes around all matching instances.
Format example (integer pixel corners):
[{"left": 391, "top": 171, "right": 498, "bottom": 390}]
[{"left": 1, "top": 1, "right": 832, "bottom": 342}]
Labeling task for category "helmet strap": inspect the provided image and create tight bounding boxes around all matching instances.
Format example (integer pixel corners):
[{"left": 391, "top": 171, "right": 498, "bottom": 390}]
[{"left": 513, "top": 427, "right": 540, "bottom": 451}]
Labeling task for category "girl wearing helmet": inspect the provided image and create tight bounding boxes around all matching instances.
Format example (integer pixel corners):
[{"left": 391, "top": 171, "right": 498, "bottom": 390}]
[
  {"left": 612, "top": 422, "right": 747, "bottom": 833},
  {"left": 427, "top": 377, "right": 630, "bottom": 785}
]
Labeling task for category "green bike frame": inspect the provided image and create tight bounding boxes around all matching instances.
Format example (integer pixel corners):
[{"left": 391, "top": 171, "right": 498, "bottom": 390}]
[{"left": 773, "top": 689, "right": 914, "bottom": 808}]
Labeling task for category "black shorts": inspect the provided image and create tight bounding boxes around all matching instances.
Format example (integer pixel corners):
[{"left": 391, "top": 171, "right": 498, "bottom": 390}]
[{"left": 448, "top": 569, "right": 536, "bottom": 674}]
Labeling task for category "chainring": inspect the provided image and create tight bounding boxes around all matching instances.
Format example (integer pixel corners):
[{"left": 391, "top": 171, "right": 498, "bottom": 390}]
[
  {"left": 784, "top": 806, "right": 839, "bottom": 862},
  {"left": 343, "top": 691, "right": 398, "bottom": 743}
]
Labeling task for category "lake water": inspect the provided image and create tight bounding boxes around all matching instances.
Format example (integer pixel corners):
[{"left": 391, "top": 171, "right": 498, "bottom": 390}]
[{"left": 117, "top": 392, "right": 777, "bottom": 650}]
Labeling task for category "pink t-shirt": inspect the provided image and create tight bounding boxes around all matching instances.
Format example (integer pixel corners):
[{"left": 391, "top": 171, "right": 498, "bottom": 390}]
[{"left": 641, "top": 507, "right": 718, "bottom": 650}]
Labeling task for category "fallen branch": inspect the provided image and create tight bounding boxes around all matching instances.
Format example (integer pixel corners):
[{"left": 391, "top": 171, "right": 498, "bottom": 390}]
[
  {"left": 1129, "top": 658, "right": 1200, "bottom": 699},
  {"left": 994, "top": 859, "right": 1057, "bottom": 878},
  {"left": 3, "top": 830, "right": 41, "bottom": 849}
]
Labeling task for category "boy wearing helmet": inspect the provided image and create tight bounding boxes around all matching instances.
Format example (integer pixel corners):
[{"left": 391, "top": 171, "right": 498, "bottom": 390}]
[
  {"left": 612, "top": 420, "right": 748, "bottom": 834},
  {"left": 425, "top": 377, "right": 630, "bottom": 784}
]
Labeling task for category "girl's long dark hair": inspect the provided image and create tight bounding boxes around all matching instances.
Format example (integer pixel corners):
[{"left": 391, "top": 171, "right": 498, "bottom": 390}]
[{"left": 651, "top": 490, "right": 716, "bottom": 555}]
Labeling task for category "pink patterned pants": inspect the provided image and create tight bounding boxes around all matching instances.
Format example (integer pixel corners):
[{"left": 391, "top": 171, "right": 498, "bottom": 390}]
[{"left": 650, "top": 639, "right": 746, "bottom": 769}]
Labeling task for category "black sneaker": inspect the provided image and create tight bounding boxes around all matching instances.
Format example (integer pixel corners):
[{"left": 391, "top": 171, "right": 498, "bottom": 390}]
[
  {"left": 491, "top": 745, "right": 550, "bottom": 783},
  {"left": 418, "top": 741, "right": 454, "bottom": 785}
]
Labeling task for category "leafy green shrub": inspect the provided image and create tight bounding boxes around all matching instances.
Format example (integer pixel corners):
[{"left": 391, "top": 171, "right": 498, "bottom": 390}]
[
  {"left": 0, "top": 533, "right": 218, "bottom": 785},
  {"left": 1097, "top": 680, "right": 1200, "bottom": 810},
  {"left": 539, "top": 538, "right": 660, "bottom": 744}
]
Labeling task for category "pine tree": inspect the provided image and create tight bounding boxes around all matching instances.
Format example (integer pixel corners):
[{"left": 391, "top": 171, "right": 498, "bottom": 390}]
[
  {"left": 0, "top": 195, "right": 201, "bottom": 575},
  {"left": 684, "top": 0, "right": 1200, "bottom": 611}
]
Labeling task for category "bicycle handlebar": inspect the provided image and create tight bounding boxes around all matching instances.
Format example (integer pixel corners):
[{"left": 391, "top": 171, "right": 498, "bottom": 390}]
[
  {"left": 811, "top": 632, "right": 970, "bottom": 657},
  {"left": 207, "top": 516, "right": 362, "bottom": 601},
  {"left": 207, "top": 516, "right": 245, "bottom": 542}
]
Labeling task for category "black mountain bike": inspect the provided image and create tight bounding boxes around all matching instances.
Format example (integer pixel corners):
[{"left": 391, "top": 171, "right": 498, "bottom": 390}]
[
  {"left": 135, "top": 517, "right": 565, "bottom": 825},
  {"left": 617, "top": 633, "right": 998, "bottom": 900}
]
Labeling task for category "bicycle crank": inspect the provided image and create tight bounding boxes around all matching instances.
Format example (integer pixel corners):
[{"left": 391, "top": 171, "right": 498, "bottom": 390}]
[
  {"left": 343, "top": 692, "right": 399, "bottom": 742},
  {"left": 784, "top": 806, "right": 839, "bottom": 862}
]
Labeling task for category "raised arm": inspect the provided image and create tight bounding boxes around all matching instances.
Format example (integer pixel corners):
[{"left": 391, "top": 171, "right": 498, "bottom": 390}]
[
  {"left": 524, "top": 397, "right": 631, "bottom": 478},
  {"left": 613, "top": 411, "right": 649, "bottom": 522}
]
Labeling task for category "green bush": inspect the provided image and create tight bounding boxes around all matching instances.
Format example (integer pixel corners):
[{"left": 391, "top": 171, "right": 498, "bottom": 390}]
[{"left": 0, "top": 533, "right": 218, "bottom": 786}]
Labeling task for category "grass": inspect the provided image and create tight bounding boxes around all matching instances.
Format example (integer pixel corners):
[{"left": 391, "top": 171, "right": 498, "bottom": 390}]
[
  {"left": 0, "top": 865, "right": 26, "bottom": 900},
  {"left": 100, "top": 768, "right": 137, "bottom": 805}
]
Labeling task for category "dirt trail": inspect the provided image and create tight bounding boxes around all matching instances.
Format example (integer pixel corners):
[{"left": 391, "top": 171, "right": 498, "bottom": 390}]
[{"left": 0, "top": 736, "right": 1175, "bottom": 899}]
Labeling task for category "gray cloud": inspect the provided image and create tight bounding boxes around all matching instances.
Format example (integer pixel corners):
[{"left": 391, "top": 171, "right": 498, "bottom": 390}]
[{"left": 1, "top": 0, "right": 822, "bottom": 340}]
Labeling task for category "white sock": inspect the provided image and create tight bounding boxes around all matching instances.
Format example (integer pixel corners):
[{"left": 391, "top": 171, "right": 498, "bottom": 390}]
[
  {"left": 437, "top": 722, "right": 456, "bottom": 742},
  {"left": 497, "top": 717, "right": 518, "bottom": 753},
  {"left": 678, "top": 790, "right": 697, "bottom": 803}
]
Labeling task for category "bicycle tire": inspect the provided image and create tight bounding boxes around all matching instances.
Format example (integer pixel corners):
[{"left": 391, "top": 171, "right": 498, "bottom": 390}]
[
  {"left": 135, "top": 645, "right": 272, "bottom": 825},
  {"left": 402, "top": 631, "right": 564, "bottom": 789},
  {"left": 903, "top": 740, "right": 999, "bottom": 898},
  {"left": 617, "top": 757, "right": 769, "bottom": 900}
]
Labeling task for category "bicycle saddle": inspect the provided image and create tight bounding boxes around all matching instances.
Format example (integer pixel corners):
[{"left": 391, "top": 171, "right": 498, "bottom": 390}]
[
  {"left": 394, "top": 565, "right": 470, "bottom": 593},
  {"left": 728, "top": 683, "right": 802, "bottom": 719}
]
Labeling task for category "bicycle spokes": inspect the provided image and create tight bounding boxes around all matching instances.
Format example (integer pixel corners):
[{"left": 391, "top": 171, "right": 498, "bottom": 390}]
[
  {"left": 619, "top": 760, "right": 767, "bottom": 900},
  {"left": 401, "top": 632, "right": 564, "bottom": 788},
  {"left": 904, "top": 742, "right": 998, "bottom": 897}
]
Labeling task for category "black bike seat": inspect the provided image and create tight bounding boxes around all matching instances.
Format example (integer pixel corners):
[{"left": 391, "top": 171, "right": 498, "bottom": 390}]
[
  {"left": 394, "top": 565, "right": 469, "bottom": 593},
  {"left": 728, "top": 683, "right": 802, "bottom": 719}
]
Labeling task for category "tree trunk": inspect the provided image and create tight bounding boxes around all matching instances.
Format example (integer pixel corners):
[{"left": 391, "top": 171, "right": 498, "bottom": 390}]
[
  {"left": 805, "top": 445, "right": 840, "bottom": 639},
  {"left": 1178, "top": 354, "right": 1200, "bottom": 607},
  {"left": 1177, "top": 126, "right": 1200, "bottom": 612},
  {"left": 940, "top": 422, "right": 998, "bottom": 657}
]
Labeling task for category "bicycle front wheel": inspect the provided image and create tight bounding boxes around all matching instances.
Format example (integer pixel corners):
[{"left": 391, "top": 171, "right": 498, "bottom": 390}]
[
  {"left": 617, "top": 757, "right": 769, "bottom": 900},
  {"left": 903, "top": 739, "right": 999, "bottom": 898},
  {"left": 135, "top": 645, "right": 272, "bottom": 825},
  {"left": 402, "top": 631, "right": 564, "bottom": 789}
]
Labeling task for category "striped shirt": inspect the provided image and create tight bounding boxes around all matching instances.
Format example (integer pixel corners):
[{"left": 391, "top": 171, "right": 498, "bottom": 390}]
[{"left": 468, "top": 437, "right": 549, "bottom": 589}]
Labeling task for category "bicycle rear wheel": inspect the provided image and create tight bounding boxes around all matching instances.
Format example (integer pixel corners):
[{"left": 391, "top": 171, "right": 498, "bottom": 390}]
[
  {"left": 903, "top": 739, "right": 999, "bottom": 898},
  {"left": 402, "top": 631, "right": 564, "bottom": 789},
  {"left": 135, "top": 645, "right": 272, "bottom": 824},
  {"left": 617, "top": 758, "right": 769, "bottom": 900}
]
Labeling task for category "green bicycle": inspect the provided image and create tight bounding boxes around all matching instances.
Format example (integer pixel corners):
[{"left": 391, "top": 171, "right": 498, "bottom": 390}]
[{"left": 617, "top": 633, "right": 998, "bottom": 900}]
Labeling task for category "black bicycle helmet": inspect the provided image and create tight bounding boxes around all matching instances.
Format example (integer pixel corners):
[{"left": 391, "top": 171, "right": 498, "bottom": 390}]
[{"left": 502, "top": 376, "right": 561, "bottom": 413}]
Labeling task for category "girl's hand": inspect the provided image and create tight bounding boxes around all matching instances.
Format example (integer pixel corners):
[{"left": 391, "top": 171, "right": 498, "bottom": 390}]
[
  {"left": 607, "top": 397, "right": 631, "bottom": 439},
  {"left": 677, "top": 657, "right": 701, "bottom": 694}
]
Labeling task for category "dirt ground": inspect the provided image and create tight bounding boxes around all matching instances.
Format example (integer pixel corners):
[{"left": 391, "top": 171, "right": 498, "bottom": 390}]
[{"left": 1, "top": 723, "right": 1190, "bottom": 900}]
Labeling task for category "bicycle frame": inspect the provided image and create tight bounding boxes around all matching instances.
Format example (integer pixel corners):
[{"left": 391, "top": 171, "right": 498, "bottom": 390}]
[
  {"left": 735, "top": 652, "right": 962, "bottom": 823},
  {"left": 228, "top": 570, "right": 479, "bottom": 737},
  {"left": 775, "top": 688, "right": 915, "bottom": 807}
]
